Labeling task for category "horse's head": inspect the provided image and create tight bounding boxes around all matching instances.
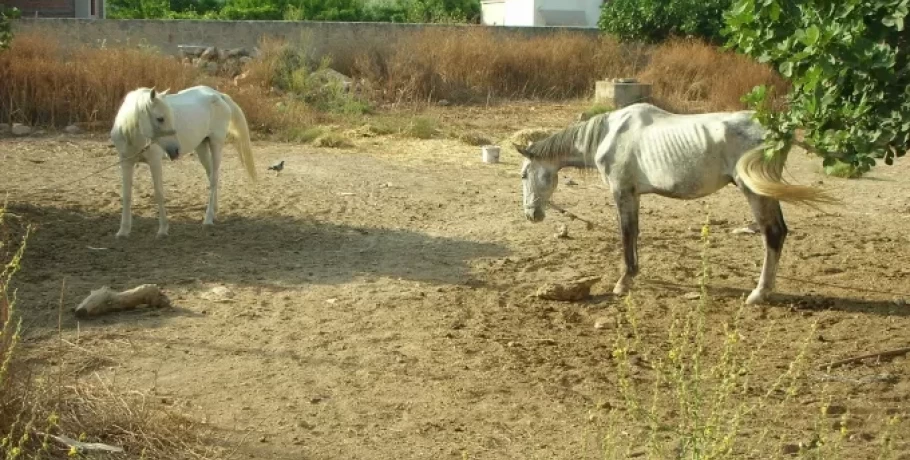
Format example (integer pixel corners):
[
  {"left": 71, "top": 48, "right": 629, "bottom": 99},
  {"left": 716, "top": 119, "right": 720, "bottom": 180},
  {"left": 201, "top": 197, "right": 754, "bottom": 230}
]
[
  {"left": 142, "top": 88, "right": 180, "bottom": 160},
  {"left": 516, "top": 142, "right": 559, "bottom": 223}
]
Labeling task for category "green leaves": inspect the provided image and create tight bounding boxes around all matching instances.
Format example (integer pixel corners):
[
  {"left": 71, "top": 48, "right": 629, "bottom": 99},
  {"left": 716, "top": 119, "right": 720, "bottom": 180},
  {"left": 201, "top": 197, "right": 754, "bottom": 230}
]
[
  {"left": 599, "top": 0, "right": 734, "bottom": 44},
  {"left": 725, "top": 0, "right": 910, "bottom": 175},
  {"left": 0, "top": 6, "right": 20, "bottom": 51}
]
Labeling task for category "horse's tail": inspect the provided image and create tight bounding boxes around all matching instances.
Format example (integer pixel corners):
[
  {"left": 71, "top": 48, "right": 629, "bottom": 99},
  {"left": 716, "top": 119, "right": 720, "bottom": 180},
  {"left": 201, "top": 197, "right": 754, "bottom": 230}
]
[
  {"left": 735, "top": 144, "right": 841, "bottom": 206},
  {"left": 222, "top": 93, "right": 257, "bottom": 182}
]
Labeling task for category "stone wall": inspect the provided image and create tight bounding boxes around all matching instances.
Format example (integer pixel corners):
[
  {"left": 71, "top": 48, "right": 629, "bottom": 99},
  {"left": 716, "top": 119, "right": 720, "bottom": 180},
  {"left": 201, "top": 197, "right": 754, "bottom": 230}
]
[{"left": 13, "top": 19, "right": 600, "bottom": 67}]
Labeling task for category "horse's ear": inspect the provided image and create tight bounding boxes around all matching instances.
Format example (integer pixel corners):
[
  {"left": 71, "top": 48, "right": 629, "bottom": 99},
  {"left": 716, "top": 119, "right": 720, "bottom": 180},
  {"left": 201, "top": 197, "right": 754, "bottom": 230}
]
[
  {"left": 160, "top": 88, "right": 170, "bottom": 97},
  {"left": 513, "top": 143, "right": 531, "bottom": 158},
  {"left": 149, "top": 88, "right": 157, "bottom": 100}
]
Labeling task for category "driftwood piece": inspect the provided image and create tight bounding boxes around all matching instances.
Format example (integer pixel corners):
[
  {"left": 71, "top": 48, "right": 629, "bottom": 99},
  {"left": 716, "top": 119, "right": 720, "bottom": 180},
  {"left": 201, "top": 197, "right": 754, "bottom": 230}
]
[
  {"left": 817, "top": 346, "right": 910, "bottom": 370},
  {"left": 37, "top": 432, "right": 124, "bottom": 453},
  {"left": 74, "top": 284, "right": 172, "bottom": 318}
]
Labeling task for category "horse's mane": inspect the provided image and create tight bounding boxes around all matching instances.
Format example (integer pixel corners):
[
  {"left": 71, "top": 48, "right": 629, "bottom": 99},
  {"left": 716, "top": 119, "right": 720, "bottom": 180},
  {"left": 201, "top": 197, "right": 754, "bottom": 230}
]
[
  {"left": 112, "top": 87, "right": 154, "bottom": 143},
  {"left": 526, "top": 112, "right": 612, "bottom": 160}
]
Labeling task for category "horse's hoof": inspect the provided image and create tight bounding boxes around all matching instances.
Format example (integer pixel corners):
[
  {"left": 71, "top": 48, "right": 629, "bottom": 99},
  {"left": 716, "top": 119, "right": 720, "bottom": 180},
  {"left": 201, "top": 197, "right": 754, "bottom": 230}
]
[
  {"left": 613, "top": 283, "right": 630, "bottom": 296},
  {"left": 156, "top": 230, "right": 169, "bottom": 239},
  {"left": 115, "top": 230, "right": 130, "bottom": 239},
  {"left": 746, "top": 290, "right": 769, "bottom": 305}
]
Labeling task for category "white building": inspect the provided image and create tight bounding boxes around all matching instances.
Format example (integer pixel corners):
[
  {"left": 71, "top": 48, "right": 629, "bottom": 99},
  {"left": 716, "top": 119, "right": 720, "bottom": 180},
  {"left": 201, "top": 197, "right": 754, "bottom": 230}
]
[{"left": 481, "top": 0, "right": 604, "bottom": 28}]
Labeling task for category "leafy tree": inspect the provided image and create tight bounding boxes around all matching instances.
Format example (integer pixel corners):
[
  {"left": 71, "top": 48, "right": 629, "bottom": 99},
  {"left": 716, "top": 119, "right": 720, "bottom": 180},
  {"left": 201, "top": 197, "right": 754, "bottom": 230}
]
[
  {"left": 724, "top": 0, "right": 909, "bottom": 173},
  {"left": 598, "top": 0, "right": 733, "bottom": 44},
  {"left": 283, "top": 0, "right": 366, "bottom": 21},
  {"left": 0, "top": 5, "right": 21, "bottom": 50}
]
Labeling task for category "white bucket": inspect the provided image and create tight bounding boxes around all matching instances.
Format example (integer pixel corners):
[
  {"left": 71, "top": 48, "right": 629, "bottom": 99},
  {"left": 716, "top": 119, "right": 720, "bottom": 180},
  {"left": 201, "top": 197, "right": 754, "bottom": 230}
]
[{"left": 481, "top": 145, "right": 500, "bottom": 164}]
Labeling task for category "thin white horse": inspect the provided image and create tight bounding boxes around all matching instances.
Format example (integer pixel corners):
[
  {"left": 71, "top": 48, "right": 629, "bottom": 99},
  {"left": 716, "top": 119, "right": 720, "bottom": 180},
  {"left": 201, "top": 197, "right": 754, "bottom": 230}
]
[
  {"left": 110, "top": 85, "right": 257, "bottom": 238},
  {"left": 516, "top": 102, "right": 839, "bottom": 305}
]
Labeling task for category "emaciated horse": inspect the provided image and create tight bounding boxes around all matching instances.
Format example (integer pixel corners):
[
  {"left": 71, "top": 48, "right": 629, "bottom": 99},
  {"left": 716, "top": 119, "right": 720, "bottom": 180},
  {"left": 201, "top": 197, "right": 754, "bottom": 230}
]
[
  {"left": 517, "top": 103, "right": 839, "bottom": 305},
  {"left": 110, "top": 85, "right": 257, "bottom": 238}
]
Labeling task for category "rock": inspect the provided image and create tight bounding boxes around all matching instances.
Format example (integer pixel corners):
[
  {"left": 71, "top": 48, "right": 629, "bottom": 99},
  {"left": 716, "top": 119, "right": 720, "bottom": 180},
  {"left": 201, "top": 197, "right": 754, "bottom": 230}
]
[
  {"left": 201, "top": 286, "right": 234, "bottom": 303},
  {"left": 683, "top": 292, "right": 701, "bottom": 300},
  {"left": 563, "top": 177, "right": 578, "bottom": 186},
  {"left": 594, "top": 317, "right": 612, "bottom": 329},
  {"left": 11, "top": 123, "right": 31, "bottom": 136},
  {"left": 893, "top": 297, "right": 906, "bottom": 307},
  {"left": 732, "top": 223, "right": 761, "bottom": 235},
  {"left": 311, "top": 68, "right": 354, "bottom": 92},
  {"left": 554, "top": 224, "right": 569, "bottom": 239},
  {"left": 437, "top": 99, "right": 450, "bottom": 107},
  {"left": 64, "top": 124, "right": 81, "bottom": 134},
  {"left": 200, "top": 46, "right": 218, "bottom": 61},
  {"left": 226, "top": 47, "right": 250, "bottom": 58},
  {"left": 535, "top": 276, "right": 600, "bottom": 301}
]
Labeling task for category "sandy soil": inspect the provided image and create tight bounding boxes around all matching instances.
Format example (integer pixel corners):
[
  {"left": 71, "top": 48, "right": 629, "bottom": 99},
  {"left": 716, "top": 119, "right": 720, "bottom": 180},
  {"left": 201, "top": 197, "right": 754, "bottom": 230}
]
[{"left": 2, "top": 102, "right": 909, "bottom": 459}]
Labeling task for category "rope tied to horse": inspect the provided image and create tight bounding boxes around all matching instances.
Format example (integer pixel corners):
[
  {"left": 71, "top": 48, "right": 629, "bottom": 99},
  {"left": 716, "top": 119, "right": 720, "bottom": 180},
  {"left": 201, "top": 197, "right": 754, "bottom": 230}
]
[{"left": 1, "top": 138, "right": 156, "bottom": 203}]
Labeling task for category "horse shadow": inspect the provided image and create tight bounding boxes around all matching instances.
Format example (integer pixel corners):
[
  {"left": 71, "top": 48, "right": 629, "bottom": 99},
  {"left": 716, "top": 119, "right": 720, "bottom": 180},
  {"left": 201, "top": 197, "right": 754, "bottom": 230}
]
[
  {"left": 7, "top": 202, "right": 510, "bottom": 333},
  {"left": 643, "top": 279, "right": 910, "bottom": 318}
]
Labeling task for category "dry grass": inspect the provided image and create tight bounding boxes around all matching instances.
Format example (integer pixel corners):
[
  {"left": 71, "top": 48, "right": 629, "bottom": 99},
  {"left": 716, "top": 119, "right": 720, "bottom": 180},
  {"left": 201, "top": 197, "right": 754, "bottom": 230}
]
[
  {"left": 352, "top": 28, "right": 649, "bottom": 104},
  {"left": 1, "top": 30, "right": 787, "bottom": 135},
  {"left": 0, "top": 33, "right": 322, "bottom": 134},
  {"left": 637, "top": 38, "right": 790, "bottom": 113},
  {"left": 1, "top": 207, "right": 224, "bottom": 459},
  {"left": 0, "top": 34, "right": 197, "bottom": 127}
]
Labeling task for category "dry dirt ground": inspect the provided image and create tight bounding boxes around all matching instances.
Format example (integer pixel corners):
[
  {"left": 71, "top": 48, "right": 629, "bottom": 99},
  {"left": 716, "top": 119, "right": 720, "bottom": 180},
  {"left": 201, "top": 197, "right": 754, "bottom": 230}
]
[{"left": 3, "top": 102, "right": 910, "bottom": 459}]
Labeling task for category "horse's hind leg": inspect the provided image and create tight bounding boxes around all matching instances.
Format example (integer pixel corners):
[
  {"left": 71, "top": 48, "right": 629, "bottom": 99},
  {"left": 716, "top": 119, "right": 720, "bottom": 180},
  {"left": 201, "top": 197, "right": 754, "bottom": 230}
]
[
  {"left": 612, "top": 190, "right": 641, "bottom": 295},
  {"left": 203, "top": 137, "right": 224, "bottom": 226},
  {"left": 738, "top": 183, "right": 787, "bottom": 304},
  {"left": 196, "top": 140, "right": 217, "bottom": 225}
]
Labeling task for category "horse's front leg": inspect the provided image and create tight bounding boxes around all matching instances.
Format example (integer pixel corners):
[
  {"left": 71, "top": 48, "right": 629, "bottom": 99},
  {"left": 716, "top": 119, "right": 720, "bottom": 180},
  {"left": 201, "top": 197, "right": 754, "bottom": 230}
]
[
  {"left": 146, "top": 148, "right": 170, "bottom": 238},
  {"left": 116, "top": 158, "right": 136, "bottom": 238},
  {"left": 612, "top": 189, "right": 641, "bottom": 295}
]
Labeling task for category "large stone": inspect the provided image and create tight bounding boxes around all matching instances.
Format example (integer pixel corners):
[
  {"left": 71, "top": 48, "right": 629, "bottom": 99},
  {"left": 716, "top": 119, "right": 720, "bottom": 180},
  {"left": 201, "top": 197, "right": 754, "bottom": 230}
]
[
  {"left": 226, "top": 47, "right": 250, "bottom": 58},
  {"left": 64, "top": 124, "right": 81, "bottom": 134},
  {"left": 200, "top": 46, "right": 218, "bottom": 61},
  {"left": 311, "top": 68, "right": 354, "bottom": 92},
  {"left": 595, "top": 78, "right": 652, "bottom": 108},
  {"left": 11, "top": 123, "right": 32, "bottom": 136}
]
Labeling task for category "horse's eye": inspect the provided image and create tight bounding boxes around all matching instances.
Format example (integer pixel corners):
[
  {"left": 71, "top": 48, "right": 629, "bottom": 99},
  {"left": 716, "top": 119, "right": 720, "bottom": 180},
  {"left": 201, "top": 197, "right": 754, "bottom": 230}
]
[{"left": 156, "top": 117, "right": 165, "bottom": 123}]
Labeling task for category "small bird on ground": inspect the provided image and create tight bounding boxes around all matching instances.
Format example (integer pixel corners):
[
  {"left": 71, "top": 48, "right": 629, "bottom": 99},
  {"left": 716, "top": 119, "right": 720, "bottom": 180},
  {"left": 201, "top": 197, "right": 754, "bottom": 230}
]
[{"left": 268, "top": 160, "right": 285, "bottom": 175}]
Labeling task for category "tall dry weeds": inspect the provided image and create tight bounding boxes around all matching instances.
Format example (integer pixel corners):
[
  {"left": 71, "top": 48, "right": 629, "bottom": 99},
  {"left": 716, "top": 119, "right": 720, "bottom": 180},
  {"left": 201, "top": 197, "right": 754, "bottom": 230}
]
[
  {"left": 353, "top": 28, "right": 650, "bottom": 104},
  {"left": 0, "top": 33, "right": 197, "bottom": 127},
  {"left": 0, "top": 33, "right": 321, "bottom": 133},
  {"left": 637, "top": 38, "right": 790, "bottom": 113}
]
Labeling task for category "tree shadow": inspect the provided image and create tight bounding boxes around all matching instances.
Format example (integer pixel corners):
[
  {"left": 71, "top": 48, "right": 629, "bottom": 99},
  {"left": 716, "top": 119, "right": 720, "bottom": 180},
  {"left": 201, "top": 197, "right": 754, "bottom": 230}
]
[{"left": 8, "top": 202, "right": 510, "bottom": 332}]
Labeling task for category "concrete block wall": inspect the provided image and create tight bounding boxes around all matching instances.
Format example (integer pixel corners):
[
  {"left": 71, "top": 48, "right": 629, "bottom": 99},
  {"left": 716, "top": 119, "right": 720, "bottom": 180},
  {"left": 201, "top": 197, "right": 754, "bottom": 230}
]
[{"left": 12, "top": 19, "right": 601, "bottom": 67}]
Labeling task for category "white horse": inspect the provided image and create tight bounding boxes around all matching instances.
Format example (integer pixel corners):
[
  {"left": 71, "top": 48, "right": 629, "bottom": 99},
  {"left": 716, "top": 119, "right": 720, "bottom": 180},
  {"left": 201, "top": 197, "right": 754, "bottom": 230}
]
[
  {"left": 110, "top": 85, "right": 257, "bottom": 238},
  {"left": 516, "top": 102, "right": 839, "bottom": 305}
]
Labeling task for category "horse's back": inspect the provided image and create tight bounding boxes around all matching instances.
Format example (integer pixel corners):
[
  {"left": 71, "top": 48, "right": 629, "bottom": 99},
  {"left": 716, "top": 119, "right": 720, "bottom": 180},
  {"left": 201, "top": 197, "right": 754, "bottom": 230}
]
[{"left": 627, "top": 110, "right": 762, "bottom": 198}]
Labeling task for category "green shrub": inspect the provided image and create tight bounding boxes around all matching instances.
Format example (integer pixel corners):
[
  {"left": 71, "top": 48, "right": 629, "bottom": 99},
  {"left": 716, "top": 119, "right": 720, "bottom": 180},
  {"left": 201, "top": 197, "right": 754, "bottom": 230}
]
[
  {"left": 598, "top": 0, "right": 734, "bottom": 44},
  {"left": 0, "top": 5, "right": 21, "bottom": 50}
]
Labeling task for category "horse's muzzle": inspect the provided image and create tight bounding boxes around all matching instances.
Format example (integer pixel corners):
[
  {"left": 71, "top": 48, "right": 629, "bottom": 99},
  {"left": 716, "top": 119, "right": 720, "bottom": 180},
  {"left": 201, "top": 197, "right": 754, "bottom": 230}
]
[
  {"left": 525, "top": 207, "right": 545, "bottom": 222},
  {"left": 165, "top": 146, "right": 180, "bottom": 160}
]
